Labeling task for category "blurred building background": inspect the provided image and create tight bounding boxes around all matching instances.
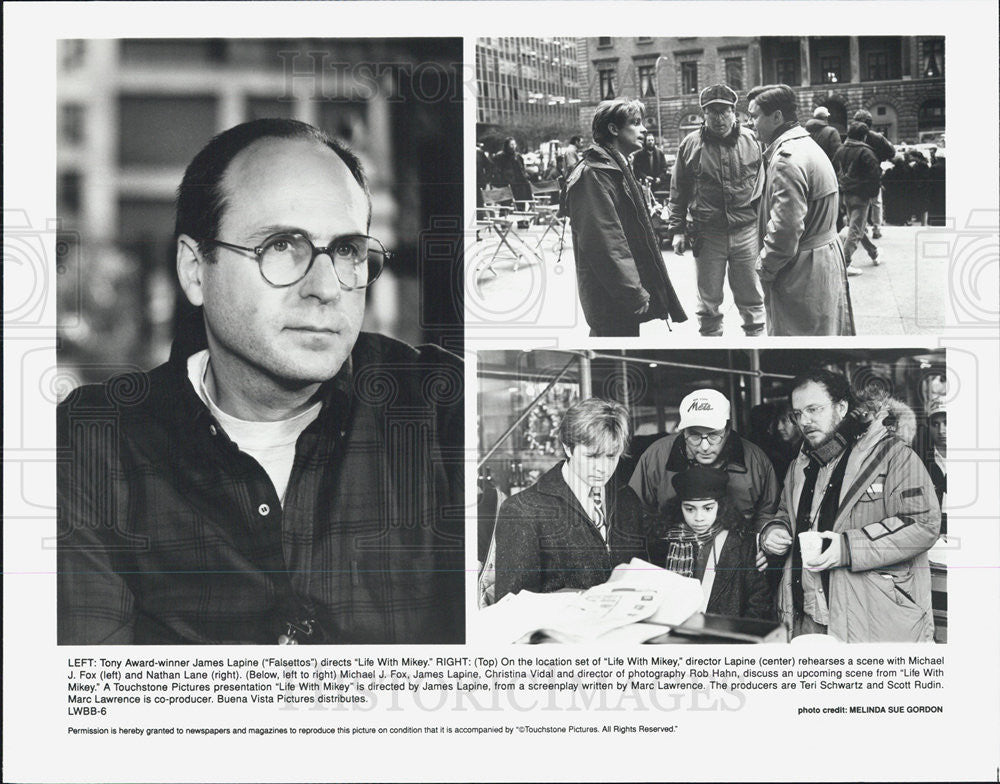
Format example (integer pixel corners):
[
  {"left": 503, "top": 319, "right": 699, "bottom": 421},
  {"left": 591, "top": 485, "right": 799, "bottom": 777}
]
[
  {"left": 57, "top": 38, "right": 463, "bottom": 389},
  {"left": 477, "top": 347, "right": 946, "bottom": 493},
  {"left": 577, "top": 36, "right": 945, "bottom": 148},
  {"left": 475, "top": 37, "right": 582, "bottom": 148}
]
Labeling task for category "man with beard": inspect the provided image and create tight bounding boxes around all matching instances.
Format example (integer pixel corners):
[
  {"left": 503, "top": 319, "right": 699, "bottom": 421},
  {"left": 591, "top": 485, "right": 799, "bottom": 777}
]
[
  {"left": 758, "top": 369, "right": 940, "bottom": 641},
  {"left": 565, "top": 99, "right": 686, "bottom": 336},
  {"left": 748, "top": 84, "right": 854, "bottom": 336},
  {"left": 632, "top": 133, "right": 669, "bottom": 192},
  {"left": 667, "top": 84, "right": 766, "bottom": 336}
]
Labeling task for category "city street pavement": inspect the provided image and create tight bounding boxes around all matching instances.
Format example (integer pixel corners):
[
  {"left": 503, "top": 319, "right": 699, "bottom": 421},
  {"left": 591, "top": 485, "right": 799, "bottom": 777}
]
[{"left": 468, "top": 223, "right": 944, "bottom": 340}]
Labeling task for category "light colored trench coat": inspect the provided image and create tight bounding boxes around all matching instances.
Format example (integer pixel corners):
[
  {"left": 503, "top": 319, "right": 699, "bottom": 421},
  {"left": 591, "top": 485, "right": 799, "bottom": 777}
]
[{"left": 757, "top": 126, "right": 856, "bottom": 336}]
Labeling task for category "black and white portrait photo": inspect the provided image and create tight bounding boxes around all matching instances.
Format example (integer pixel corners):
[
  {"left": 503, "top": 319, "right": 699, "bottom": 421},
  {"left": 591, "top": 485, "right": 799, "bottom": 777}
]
[{"left": 54, "top": 38, "right": 465, "bottom": 645}]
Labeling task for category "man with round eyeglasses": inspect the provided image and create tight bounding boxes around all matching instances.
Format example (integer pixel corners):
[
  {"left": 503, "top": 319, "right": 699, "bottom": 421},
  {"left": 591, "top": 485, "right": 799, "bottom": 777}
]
[
  {"left": 57, "top": 119, "right": 464, "bottom": 645},
  {"left": 666, "top": 84, "right": 766, "bottom": 337},
  {"left": 757, "top": 369, "right": 940, "bottom": 641},
  {"left": 629, "top": 388, "right": 779, "bottom": 567}
]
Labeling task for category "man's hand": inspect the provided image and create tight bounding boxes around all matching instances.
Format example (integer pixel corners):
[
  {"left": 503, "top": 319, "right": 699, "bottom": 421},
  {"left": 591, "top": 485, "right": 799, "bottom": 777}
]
[
  {"left": 634, "top": 301, "right": 650, "bottom": 316},
  {"left": 672, "top": 235, "right": 686, "bottom": 255},
  {"left": 755, "top": 549, "right": 769, "bottom": 572},
  {"left": 805, "top": 532, "right": 844, "bottom": 571},
  {"left": 761, "top": 525, "right": 792, "bottom": 557},
  {"left": 755, "top": 259, "right": 774, "bottom": 284}
]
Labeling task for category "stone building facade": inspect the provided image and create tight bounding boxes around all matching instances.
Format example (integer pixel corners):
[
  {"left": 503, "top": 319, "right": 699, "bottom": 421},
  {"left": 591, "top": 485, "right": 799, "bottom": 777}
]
[{"left": 579, "top": 36, "right": 945, "bottom": 149}]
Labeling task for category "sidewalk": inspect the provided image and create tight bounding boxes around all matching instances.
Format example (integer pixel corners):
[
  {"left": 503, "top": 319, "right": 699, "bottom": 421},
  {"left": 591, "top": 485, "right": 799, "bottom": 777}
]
[{"left": 468, "top": 224, "right": 944, "bottom": 339}]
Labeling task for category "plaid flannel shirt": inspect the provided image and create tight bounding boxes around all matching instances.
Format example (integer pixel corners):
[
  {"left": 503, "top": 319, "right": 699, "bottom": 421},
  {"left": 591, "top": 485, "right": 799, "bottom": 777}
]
[{"left": 57, "top": 330, "right": 464, "bottom": 645}]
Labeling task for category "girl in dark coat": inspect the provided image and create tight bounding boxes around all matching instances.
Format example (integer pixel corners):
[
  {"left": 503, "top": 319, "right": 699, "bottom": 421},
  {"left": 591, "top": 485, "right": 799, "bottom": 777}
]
[{"left": 655, "top": 465, "right": 774, "bottom": 620}]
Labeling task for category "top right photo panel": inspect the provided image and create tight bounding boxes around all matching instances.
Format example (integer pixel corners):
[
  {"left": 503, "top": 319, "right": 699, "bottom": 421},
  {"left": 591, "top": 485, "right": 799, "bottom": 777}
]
[{"left": 472, "top": 36, "right": 945, "bottom": 338}]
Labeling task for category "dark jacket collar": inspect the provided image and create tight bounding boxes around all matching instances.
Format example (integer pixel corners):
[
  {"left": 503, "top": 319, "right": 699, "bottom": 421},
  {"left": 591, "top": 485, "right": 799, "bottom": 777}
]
[
  {"left": 664, "top": 431, "right": 748, "bottom": 473},
  {"left": 581, "top": 143, "right": 625, "bottom": 174}
]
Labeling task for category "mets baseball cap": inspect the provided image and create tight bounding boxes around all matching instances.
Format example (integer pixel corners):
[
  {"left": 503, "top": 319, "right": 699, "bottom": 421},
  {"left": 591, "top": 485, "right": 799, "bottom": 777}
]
[
  {"left": 699, "top": 84, "right": 738, "bottom": 109},
  {"left": 677, "top": 389, "right": 731, "bottom": 431}
]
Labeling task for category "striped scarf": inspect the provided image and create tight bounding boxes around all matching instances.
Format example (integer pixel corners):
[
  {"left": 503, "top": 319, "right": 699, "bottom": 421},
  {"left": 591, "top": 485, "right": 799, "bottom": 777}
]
[{"left": 664, "top": 523, "right": 723, "bottom": 580}]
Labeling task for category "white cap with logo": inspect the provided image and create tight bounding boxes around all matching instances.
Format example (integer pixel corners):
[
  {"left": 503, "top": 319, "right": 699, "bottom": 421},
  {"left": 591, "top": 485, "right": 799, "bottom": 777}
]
[
  {"left": 927, "top": 397, "right": 946, "bottom": 418},
  {"left": 678, "top": 389, "right": 731, "bottom": 431}
]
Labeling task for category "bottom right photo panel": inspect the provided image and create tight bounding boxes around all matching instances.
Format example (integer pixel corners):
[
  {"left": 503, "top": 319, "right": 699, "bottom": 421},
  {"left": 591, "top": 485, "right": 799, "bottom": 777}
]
[{"left": 475, "top": 347, "right": 948, "bottom": 645}]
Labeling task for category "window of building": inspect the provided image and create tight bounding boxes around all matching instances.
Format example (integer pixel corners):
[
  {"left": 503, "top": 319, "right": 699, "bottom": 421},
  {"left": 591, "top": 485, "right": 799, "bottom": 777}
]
[
  {"left": 681, "top": 61, "right": 698, "bottom": 94},
  {"left": 775, "top": 58, "right": 798, "bottom": 86},
  {"left": 118, "top": 197, "right": 177, "bottom": 242},
  {"left": 597, "top": 37, "right": 612, "bottom": 48},
  {"left": 637, "top": 37, "right": 653, "bottom": 44},
  {"left": 60, "top": 104, "right": 85, "bottom": 146},
  {"left": 245, "top": 96, "right": 296, "bottom": 121},
  {"left": 819, "top": 56, "right": 842, "bottom": 83},
  {"left": 724, "top": 57, "right": 744, "bottom": 91},
  {"left": 60, "top": 40, "right": 86, "bottom": 70},
  {"left": 638, "top": 65, "right": 656, "bottom": 97},
  {"left": 120, "top": 39, "right": 228, "bottom": 65},
  {"left": 870, "top": 104, "right": 898, "bottom": 142},
  {"left": 58, "top": 171, "right": 81, "bottom": 215},
  {"left": 866, "top": 52, "right": 889, "bottom": 81},
  {"left": 599, "top": 69, "right": 616, "bottom": 100},
  {"left": 118, "top": 95, "right": 218, "bottom": 167},
  {"left": 679, "top": 112, "right": 703, "bottom": 134},
  {"left": 922, "top": 39, "right": 944, "bottom": 78},
  {"left": 918, "top": 98, "right": 945, "bottom": 130},
  {"left": 318, "top": 100, "right": 369, "bottom": 143}
]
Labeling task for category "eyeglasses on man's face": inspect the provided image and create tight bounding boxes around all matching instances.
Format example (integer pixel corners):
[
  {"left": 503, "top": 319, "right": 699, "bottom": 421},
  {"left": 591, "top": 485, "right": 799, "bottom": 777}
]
[
  {"left": 684, "top": 429, "right": 726, "bottom": 447},
  {"left": 198, "top": 231, "right": 390, "bottom": 290},
  {"left": 791, "top": 403, "right": 832, "bottom": 423}
]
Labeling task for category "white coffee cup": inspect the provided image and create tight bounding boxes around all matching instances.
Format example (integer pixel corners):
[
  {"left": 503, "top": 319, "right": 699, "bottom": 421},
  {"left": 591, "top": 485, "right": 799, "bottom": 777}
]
[{"left": 798, "top": 531, "right": 823, "bottom": 569}]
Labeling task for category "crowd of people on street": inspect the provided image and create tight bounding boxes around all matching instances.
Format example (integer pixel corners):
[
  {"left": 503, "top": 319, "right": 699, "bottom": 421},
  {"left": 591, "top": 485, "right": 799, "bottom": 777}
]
[
  {"left": 480, "top": 82, "right": 944, "bottom": 337},
  {"left": 487, "top": 369, "right": 946, "bottom": 643}
]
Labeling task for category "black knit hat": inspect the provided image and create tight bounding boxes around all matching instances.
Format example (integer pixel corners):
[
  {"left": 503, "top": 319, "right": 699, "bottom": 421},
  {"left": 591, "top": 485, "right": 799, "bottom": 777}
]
[{"left": 671, "top": 465, "right": 729, "bottom": 501}]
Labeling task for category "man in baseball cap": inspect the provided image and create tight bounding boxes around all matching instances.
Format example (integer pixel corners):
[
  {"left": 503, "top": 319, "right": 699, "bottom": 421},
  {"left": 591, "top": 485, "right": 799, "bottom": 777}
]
[
  {"left": 805, "top": 106, "right": 842, "bottom": 161},
  {"left": 629, "top": 388, "right": 780, "bottom": 565},
  {"left": 665, "top": 84, "right": 767, "bottom": 336}
]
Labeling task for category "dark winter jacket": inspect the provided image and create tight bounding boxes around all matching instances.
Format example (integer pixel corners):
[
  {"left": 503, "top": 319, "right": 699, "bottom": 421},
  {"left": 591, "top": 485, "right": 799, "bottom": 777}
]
[
  {"left": 565, "top": 144, "right": 687, "bottom": 330},
  {"left": 863, "top": 128, "right": 896, "bottom": 162},
  {"left": 631, "top": 146, "right": 669, "bottom": 189},
  {"left": 653, "top": 497, "right": 775, "bottom": 620},
  {"left": 629, "top": 431, "right": 780, "bottom": 534},
  {"left": 494, "top": 463, "right": 649, "bottom": 599},
  {"left": 804, "top": 118, "right": 842, "bottom": 161},
  {"left": 492, "top": 149, "right": 532, "bottom": 202},
  {"left": 667, "top": 123, "right": 763, "bottom": 235},
  {"left": 833, "top": 139, "right": 882, "bottom": 199}
]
